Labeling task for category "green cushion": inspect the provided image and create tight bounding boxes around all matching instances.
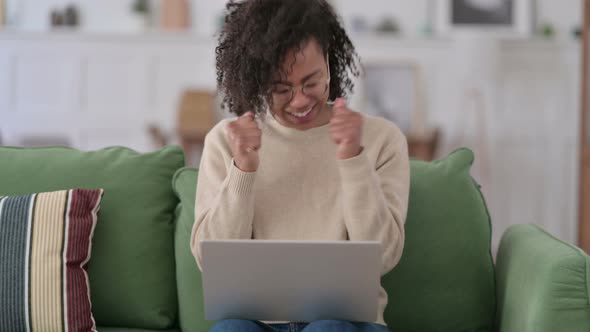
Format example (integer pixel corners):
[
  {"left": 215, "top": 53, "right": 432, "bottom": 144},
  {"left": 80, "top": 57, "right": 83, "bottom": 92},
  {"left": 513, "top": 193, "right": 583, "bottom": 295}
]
[
  {"left": 0, "top": 146, "right": 185, "bottom": 329},
  {"left": 97, "top": 328, "right": 179, "bottom": 332},
  {"left": 382, "top": 148, "right": 495, "bottom": 332},
  {"left": 172, "top": 167, "right": 215, "bottom": 332},
  {"left": 496, "top": 224, "right": 590, "bottom": 332}
]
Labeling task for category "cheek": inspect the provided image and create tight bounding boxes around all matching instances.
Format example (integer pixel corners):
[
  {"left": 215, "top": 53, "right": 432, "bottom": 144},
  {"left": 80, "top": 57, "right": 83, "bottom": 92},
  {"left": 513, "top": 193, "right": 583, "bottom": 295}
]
[
  {"left": 270, "top": 103, "right": 284, "bottom": 115},
  {"left": 266, "top": 98, "right": 279, "bottom": 112},
  {"left": 269, "top": 104, "right": 289, "bottom": 121}
]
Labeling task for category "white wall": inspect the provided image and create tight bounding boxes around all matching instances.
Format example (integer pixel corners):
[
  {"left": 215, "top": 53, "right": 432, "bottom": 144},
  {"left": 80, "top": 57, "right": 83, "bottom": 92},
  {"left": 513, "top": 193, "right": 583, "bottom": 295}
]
[
  {"left": 334, "top": 0, "right": 430, "bottom": 37},
  {"left": 6, "top": 0, "right": 583, "bottom": 39},
  {"left": 11, "top": 0, "right": 145, "bottom": 32},
  {"left": 535, "top": 0, "right": 583, "bottom": 39},
  {"left": 6, "top": 0, "right": 227, "bottom": 35},
  {"left": 336, "top": 0, "right": 582, "bottom": 39}
]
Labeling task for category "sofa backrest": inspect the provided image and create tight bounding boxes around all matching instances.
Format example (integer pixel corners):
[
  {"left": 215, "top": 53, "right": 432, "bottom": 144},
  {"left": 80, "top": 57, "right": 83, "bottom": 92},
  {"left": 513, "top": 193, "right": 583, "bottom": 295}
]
[
  {"left": 0, "top": 146, "right": 185, "bottom": 330},
  {"left": 172, "top": 148, "right": 496, "bottom": 332},
  {"left": 382, "top": 148, "right": 496, "bottom": 331}
]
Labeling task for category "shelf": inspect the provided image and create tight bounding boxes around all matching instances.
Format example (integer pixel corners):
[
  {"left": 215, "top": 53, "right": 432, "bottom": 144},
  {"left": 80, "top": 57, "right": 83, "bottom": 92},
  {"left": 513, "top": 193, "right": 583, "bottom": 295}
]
[
  {"left": 0, "top": 29, "right": 217, "bottom": 44},
  {"left": 0, "top": 29, "right": 580, "bottom": 51}
]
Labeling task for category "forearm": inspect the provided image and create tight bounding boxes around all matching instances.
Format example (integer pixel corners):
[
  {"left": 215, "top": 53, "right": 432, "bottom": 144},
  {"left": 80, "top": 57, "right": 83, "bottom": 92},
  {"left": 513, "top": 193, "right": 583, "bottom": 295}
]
[
  {"left": 338, "top": 151, "right": 409, "bottom": 275},
  {"left": 191, "top": 165, "right": 256, "bottom": 268}
]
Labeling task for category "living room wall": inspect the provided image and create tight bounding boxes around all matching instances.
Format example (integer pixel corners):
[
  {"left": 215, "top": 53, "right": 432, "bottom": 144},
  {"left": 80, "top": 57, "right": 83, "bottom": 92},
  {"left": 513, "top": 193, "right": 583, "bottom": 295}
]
[{"left": 7, "top": 0, "right": 582, "bottom": 40}]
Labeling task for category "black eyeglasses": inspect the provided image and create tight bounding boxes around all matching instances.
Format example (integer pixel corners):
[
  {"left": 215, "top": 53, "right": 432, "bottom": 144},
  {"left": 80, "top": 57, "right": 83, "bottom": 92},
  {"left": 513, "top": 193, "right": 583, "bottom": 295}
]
[{"left": 270, "top": 55, "right": 331, "bottom": 107}]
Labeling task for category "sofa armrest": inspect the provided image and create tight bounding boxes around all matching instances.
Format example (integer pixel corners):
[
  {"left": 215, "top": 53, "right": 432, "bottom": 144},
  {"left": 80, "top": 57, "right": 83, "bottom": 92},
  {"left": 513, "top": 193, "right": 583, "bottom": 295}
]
[
  {"left": 172, "top": 167, "right": 216, "bottom": 332},
  {"left": 495, "top": 224, "right": 590, "bottom": 332}
]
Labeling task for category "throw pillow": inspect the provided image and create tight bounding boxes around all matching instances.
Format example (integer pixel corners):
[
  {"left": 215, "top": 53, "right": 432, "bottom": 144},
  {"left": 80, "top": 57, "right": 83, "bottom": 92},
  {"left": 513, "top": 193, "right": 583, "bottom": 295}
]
[{"left": 0, "top": 189, "right": 103, "bottom": 332}]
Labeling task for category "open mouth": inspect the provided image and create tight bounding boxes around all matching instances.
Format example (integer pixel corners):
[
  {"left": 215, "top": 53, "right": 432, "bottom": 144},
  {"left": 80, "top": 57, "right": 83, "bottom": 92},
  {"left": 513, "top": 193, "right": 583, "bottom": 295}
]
[
  {"left": 288, "top": 108, "right": 313, "bottom": 118},
  {"left": 286, "top": 104, "right": 316, "bottom": 123}
]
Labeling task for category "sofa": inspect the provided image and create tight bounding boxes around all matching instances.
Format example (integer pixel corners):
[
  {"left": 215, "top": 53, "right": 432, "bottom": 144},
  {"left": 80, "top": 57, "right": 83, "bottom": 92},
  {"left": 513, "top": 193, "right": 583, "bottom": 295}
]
[{"left": 0, "top": 145, "right": 588, "bottom": 332}]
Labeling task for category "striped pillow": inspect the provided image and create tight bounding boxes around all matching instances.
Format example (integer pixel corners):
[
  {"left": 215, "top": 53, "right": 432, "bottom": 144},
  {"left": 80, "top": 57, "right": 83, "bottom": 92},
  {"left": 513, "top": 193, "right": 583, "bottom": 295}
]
[{"left": 0, "top": 189, "right": 104, "bottom": 332}]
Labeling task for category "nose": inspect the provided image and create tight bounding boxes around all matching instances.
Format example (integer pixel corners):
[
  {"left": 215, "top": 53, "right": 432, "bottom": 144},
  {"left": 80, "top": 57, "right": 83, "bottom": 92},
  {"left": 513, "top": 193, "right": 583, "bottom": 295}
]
[{"left": 288, "top": 87, "right": 312, "bottom": 110}]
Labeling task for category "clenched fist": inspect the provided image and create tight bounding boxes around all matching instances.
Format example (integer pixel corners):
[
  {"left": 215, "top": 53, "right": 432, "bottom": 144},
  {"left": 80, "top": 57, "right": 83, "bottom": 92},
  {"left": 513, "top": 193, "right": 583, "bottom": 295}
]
[
  {"left": 226, "top": 112, "right": 262, "bottom": 172},
  {"left": 329, "top": 98, "right": 363, "bottom": 160}
]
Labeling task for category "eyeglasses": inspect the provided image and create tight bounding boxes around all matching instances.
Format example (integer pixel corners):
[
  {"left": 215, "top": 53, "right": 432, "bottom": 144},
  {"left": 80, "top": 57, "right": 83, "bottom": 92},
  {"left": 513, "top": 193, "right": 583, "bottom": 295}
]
[{"left": 270, "top": 56, "right": 331, "bottom": 107}]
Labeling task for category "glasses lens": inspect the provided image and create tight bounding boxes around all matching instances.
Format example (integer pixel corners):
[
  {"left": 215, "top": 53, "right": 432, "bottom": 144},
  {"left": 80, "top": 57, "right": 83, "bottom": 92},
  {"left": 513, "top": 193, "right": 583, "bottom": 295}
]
[
  {"left": 303, "top": 81, "right": 328, "bottom": 99},
  {"left": 271, "top": 78, "right": 328, "bottom": 106},
  {"left": 271, "top": 85, "right": 293, "bottom": 106}
]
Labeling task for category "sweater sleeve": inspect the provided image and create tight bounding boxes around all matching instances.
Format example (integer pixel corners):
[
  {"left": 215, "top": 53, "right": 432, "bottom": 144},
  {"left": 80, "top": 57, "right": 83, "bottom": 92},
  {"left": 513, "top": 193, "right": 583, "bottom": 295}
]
[
  {"left": 337, "top": 129, "right": 410, "bottom": 275},
  {"left": 190, "top": 123, "right": 257, "bottom": 270}
]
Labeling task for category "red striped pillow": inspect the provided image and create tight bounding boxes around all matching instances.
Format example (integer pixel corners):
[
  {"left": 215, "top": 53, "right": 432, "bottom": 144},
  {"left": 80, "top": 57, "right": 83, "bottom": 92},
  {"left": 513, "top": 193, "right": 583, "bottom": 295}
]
[{"left": 0, "top": 189, "right": 103, "bottom": 332}]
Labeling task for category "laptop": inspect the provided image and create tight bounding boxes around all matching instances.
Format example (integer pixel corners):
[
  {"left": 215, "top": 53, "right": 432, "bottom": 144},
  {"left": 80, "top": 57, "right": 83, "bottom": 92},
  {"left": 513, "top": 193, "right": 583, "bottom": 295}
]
[{"left": 200, "top": 239, "right": 381, "bottom": 323}]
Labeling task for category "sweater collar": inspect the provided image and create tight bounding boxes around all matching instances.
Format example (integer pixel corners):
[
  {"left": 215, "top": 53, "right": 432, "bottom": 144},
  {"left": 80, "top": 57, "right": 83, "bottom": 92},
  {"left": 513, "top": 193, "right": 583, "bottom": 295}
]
[{"left": 260, "top": 110, "right": 332, "bottom": 141}]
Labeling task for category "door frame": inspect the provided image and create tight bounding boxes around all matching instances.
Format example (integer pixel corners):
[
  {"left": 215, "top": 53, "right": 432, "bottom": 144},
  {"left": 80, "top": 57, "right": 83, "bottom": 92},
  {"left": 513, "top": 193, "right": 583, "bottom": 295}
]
[{"left": 579, "top": 0, "right": 590, "bottom": 253}]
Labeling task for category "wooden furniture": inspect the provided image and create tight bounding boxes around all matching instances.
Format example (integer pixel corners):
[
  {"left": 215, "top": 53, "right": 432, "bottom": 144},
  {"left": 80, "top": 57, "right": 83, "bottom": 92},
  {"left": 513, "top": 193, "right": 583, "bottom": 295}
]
[
  {"left": 580, "top": 0, "right": 590, "bottom": 253},
  {"left": 176, "top": 90, "right": 216, "bottom": 162},
  {"left": 407, "top": 129, "right": 440, "bottom": 161},
  {"left": 149, "top": 89, "right": 217, "bottom": 165},
  {"left": 160, "top": 0, "right": 191, "bottom": 30}
]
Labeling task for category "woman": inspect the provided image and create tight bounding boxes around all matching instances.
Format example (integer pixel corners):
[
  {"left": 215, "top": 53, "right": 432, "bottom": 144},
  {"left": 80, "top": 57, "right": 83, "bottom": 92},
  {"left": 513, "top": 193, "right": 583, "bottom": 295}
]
[{"left": 191, "top": 0, "right": 410, "bottom": 331}]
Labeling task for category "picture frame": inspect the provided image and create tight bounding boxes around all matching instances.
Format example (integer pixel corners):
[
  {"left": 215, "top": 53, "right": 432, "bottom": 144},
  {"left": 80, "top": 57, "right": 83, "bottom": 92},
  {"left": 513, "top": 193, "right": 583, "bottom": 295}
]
[
  {"left": 361, "top": 61, "right": 426, "bottom": 136},
  {"left": 436, "top": 0, "right": 532, "bottom": 37}
]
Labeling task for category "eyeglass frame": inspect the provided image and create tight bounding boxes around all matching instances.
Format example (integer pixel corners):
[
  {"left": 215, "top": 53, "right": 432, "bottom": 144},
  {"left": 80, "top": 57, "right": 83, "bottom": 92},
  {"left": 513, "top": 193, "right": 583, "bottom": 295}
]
[{"left": 268, "top": 54, "right": 331, "bottom": 107}]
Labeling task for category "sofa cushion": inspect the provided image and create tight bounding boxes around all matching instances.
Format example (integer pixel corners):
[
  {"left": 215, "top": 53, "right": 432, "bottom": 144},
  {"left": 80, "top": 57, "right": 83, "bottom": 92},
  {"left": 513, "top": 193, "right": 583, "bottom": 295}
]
[
  {"left": 97, "top": 328, "right": 179, "bottom": 332},
  {"left": 0, "top": 146, "right": 185, "bottom": 329},
  {"left": 172, "top": 167, "right": 215, "bottom": 332},
  {"left": 97, "top": 328, "right": 180, "bottom": 332},
  {"left": 382, "top": 148, "right": 496, "bottom": 331},
  {"left": 0, "top": 189, "right": 103, "bottom": 332}
]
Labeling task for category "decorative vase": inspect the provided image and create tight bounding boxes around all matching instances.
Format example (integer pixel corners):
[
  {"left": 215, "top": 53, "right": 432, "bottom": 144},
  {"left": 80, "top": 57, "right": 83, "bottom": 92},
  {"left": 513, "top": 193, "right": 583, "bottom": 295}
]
[
  {"left": 0, "top": 0, "right": 5, "bottom": 27},
  {"left": 160, "top": 0, "right": 190, "bottom": 30}
]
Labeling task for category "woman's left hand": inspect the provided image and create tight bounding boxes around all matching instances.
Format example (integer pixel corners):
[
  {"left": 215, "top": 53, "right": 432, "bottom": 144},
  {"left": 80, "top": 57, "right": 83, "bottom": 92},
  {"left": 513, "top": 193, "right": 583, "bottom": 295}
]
[{"left": 329, "top": 98, "right": 364, "bottom": 160}]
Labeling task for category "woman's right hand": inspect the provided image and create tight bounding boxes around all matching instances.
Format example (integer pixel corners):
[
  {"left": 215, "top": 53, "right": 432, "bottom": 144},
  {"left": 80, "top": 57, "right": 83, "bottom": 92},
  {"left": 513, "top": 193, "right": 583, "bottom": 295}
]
[{"left": 226, "top": 112, "right": 262, "bottom": 172}]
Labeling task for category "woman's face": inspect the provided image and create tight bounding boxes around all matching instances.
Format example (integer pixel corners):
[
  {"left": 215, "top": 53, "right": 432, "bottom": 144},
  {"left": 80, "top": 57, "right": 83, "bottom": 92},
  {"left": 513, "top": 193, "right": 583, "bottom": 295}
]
[{"left": 269, "top": 38, "right": 332, "bottom": 130}]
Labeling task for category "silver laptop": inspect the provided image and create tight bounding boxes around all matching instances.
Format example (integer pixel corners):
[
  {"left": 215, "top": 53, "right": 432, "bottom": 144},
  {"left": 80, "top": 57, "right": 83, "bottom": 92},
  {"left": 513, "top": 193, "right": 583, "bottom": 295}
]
[{"left": 200, "top": 239, "right": 381, "bottom": 323}]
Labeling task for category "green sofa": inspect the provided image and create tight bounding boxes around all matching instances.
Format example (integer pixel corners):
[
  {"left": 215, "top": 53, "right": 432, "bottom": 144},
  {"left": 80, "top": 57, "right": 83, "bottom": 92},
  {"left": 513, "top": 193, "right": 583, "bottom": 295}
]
[{"left": 0, "top": 145, "right": 588, "bottom": 332}]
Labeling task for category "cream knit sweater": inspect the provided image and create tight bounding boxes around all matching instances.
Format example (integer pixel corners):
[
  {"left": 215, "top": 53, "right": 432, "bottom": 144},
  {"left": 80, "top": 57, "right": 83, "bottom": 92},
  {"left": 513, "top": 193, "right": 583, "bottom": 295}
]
[{"left": 191, "top": 112, "right": 410, "bottom": 325}]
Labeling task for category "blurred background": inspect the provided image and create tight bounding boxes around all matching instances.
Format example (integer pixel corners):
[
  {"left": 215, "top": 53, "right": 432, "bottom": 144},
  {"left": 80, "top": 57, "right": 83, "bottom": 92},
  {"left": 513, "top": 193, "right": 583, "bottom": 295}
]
[{"left": 0, "top": 0, "right": 587, "bottom": 254}]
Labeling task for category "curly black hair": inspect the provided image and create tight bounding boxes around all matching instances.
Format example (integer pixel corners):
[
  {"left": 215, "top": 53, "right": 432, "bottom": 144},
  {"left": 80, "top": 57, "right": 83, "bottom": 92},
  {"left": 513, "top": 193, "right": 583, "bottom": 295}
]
[{"left": 216, "top": 0, "right": 361, "bottom": 116}]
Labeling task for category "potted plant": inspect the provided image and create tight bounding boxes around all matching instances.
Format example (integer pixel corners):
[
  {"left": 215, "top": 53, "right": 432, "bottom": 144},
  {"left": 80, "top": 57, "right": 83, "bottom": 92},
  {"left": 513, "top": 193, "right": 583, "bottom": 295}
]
[{"left": 130, "top": 0, "right": 151, "bottom": 31}]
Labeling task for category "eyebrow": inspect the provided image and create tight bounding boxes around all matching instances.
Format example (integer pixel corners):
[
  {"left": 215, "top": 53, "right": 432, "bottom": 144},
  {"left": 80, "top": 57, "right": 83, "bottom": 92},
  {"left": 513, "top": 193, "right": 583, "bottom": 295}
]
[{"left": 272, "top": 69, "right": 322, "bottom": 85}]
